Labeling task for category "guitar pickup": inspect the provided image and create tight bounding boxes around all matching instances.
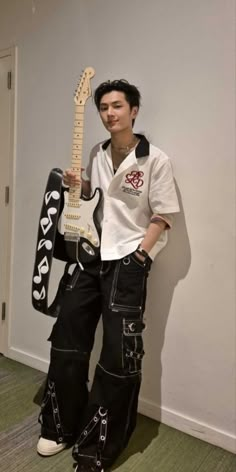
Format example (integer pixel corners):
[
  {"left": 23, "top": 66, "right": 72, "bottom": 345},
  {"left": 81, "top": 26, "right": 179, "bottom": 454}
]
[
  {"left": 65, "top": 224, "right": 80, "bottom": 232},
  {"left": 64, "top": 213, "right": 81, "bottom": 220},
  {"left": 67, "top": 202, "right": 81, "bottom": 208}
]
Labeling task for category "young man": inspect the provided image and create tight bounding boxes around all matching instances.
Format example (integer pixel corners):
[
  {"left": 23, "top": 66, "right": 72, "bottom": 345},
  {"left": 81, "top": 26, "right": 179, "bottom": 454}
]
[{"left": 37, "top": 80, "right": 180, "bottom": 472}]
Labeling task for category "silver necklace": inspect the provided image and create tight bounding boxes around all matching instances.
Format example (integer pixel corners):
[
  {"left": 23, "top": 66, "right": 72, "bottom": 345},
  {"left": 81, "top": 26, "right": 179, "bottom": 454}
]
[{"left": 111, "top": 137, "right": 138, "bottom": 154}]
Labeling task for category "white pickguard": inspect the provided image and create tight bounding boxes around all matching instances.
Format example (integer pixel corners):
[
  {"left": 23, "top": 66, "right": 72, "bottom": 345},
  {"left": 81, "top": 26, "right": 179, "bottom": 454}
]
[{"left": 57, "top": 190, "right": 100, "bottom": 247}]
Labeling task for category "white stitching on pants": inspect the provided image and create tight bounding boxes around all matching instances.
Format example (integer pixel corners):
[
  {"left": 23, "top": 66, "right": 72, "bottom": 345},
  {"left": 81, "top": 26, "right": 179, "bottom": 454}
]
[
  {"left": 97, "top": 362, "right": 140, "bottom": 379},
  {"left": 109, "top": 260, "right": 120, "bottom": 309},
  {"left": 51, "top": 347, "right": 79, "bottom": 352},
  {"left": 45, "top": 380, "right": 64, "bottom": 441},
  {"left": 75, "top": 408, "right": 101, "bottom": 447},
  {"left": 38, "top": 389, "right": 50, "bottom": 424}
]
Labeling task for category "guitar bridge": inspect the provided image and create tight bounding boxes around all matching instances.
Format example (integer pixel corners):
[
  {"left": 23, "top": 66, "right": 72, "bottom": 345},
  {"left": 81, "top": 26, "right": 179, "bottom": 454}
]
[
  {"left": 64, "top": 232, "right": 84, "bottom": 270},
  {"left": 64, "top": 232, "right": 80, "bottom": 242}
]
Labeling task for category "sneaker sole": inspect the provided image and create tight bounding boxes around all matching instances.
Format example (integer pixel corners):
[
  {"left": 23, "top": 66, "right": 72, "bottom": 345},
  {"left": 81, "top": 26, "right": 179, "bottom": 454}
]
[{"left": 37, "top": 443, "right": 66, "bottom": 456}]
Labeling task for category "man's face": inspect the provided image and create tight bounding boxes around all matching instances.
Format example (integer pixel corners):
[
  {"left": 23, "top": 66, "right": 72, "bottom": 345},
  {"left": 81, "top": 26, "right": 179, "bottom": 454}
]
[{"left": 98, "top": 91, "right": 138, "bottom": 134}]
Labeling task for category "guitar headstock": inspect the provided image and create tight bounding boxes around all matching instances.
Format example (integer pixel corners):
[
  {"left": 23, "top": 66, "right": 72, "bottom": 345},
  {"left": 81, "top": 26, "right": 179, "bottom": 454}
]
[{"left": 74, "top": 67, "right": 95, "bottom": 105}]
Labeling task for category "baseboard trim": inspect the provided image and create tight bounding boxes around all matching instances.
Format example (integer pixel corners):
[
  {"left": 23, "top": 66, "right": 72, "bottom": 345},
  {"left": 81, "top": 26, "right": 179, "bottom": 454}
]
[
  {"left": 6, "top": 348, "right": 235, "bottom": 454},
  {"left": 7, "top": 346, "right": 49, "bottom": 373},
  {"left": 138, "top": 397, "right": 236, "bottom": 454}
]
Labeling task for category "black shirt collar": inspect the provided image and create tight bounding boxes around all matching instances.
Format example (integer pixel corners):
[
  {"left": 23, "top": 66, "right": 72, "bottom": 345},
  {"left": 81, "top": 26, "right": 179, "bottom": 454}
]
[{"left": 102, "top": 134, "right": 150, "bottom": 158}]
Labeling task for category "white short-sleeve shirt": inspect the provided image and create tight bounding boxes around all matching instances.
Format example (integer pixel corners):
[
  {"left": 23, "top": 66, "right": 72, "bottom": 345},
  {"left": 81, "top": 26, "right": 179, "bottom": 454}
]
[{"left": 87, "top": 134, "right": 180, "bottom": 260}]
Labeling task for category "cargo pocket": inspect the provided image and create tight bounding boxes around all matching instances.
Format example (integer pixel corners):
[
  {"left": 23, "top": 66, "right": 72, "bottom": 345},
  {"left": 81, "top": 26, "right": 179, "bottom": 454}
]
[
  {"left": 109, "top": 256, "right": 147, "bottom": 313},
  {"left": 122, "top": 319, "right": 145, "bottom": 373}
]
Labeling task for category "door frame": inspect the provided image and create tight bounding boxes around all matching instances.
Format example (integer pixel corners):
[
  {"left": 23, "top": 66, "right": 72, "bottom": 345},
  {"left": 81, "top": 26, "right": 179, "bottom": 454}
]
[{"left": 0, "top": 46, "right": 17, "bottom": 355}]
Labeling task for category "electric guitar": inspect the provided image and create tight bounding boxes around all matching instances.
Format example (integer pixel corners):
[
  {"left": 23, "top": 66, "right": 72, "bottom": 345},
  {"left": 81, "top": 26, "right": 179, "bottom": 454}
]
[
  {"left": 55, "top": 66, "right": 102, "bottom": 265},
  {"left": 32, "top": 67, "right": 101, "bottom": 315}
]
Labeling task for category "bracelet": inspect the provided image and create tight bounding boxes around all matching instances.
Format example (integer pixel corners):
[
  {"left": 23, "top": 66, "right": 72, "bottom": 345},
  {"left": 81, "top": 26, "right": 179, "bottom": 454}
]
[{"left": 136, "top": 245, "right": 149, "bottom": 259}]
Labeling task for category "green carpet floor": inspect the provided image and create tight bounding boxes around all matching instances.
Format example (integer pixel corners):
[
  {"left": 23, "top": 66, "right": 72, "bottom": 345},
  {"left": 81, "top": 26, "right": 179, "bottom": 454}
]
[{"left": 0, "top": 356, "right": 235, "bottom": 471}]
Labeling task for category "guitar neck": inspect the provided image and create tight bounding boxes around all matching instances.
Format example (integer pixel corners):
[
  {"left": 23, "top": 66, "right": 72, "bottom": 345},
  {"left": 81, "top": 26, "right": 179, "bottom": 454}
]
[{"left": 69, "top": 104, "right": 84, "bottom": 204}]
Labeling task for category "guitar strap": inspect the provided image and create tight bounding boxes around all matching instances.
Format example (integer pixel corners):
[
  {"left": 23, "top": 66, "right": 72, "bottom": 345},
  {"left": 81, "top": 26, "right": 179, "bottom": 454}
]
[{"left": 32, "top": 168, "right": 67, "bottom": 317}]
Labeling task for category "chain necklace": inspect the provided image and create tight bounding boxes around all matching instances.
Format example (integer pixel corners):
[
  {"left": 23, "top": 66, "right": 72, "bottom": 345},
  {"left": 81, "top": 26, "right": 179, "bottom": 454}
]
[{"left": 111, "top": 136, "right": 139, "bottom": 155}]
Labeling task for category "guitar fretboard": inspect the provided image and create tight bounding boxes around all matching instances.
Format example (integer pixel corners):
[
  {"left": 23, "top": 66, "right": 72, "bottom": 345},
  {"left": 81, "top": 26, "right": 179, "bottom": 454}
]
[{"left": 69, "top": 104, "right": 84, "bottom": 205}]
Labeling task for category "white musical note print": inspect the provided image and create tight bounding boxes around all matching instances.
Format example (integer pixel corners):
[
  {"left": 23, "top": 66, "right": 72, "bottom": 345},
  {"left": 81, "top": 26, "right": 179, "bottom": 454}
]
[
  {"left": 45, "top": 190, "right": 60, "bottom": 205},
  {"left": 32, "top": 172, "right": 62, "bottom": 308},
  {"left": 40, "top": 207, "right": 57, "bottom": 235},
  {"left": 38, "top": 239, "right": 53, "bottom": 251},
  {"left": 33, "top": 286, "right": 46, "bottom": 300},
  {"left": 33, "top": 256, "right": 49, "bottom": 284}
]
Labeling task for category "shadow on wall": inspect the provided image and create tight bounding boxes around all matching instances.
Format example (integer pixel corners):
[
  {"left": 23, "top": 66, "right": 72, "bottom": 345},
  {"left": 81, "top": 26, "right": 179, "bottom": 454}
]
[
  {"left": 142, "top": 182, "right": 191, "bottom": 417},
  {"left": 110, "top": 183, "right": 191, "bottom": 469}
]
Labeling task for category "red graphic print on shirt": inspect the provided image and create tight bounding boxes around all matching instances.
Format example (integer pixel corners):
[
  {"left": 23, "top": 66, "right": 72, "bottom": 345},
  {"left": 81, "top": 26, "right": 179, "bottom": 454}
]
[{"left": 125, "top": 171, "right": 144, "bottom": 189}]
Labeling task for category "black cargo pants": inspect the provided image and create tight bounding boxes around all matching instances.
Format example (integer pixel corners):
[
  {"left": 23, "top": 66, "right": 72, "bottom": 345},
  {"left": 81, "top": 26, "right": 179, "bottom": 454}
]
[{"left": 39, "top": 251, "right": 152, "bottom": 470}]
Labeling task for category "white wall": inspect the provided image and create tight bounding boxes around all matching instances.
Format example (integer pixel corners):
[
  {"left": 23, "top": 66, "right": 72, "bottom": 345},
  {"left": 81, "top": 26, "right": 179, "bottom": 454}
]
[{"left": 0, "top": 0, "right": 235, "bottom": 453}]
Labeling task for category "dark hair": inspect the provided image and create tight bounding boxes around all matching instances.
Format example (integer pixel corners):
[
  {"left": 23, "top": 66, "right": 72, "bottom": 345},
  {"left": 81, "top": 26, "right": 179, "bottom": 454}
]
[{"left": 94, "top": 79, "right": 141, "bottom": 111}]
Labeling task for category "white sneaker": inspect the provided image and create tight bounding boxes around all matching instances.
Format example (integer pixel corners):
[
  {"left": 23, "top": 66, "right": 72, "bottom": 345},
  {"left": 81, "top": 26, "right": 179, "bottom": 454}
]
[{"left": 37, "top": 437, "right": 67, "bottom": 456}]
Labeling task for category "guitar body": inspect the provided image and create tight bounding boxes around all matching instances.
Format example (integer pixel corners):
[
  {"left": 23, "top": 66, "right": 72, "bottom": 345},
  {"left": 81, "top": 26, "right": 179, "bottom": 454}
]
[{"left": 54, "top": 187, "right": 102, "bottom": 264}]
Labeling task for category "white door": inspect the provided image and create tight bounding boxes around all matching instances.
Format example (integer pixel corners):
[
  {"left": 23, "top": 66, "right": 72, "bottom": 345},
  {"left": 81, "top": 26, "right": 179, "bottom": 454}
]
[{"left": 0, "top": 50, "right": 15, "bottom": 354}]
